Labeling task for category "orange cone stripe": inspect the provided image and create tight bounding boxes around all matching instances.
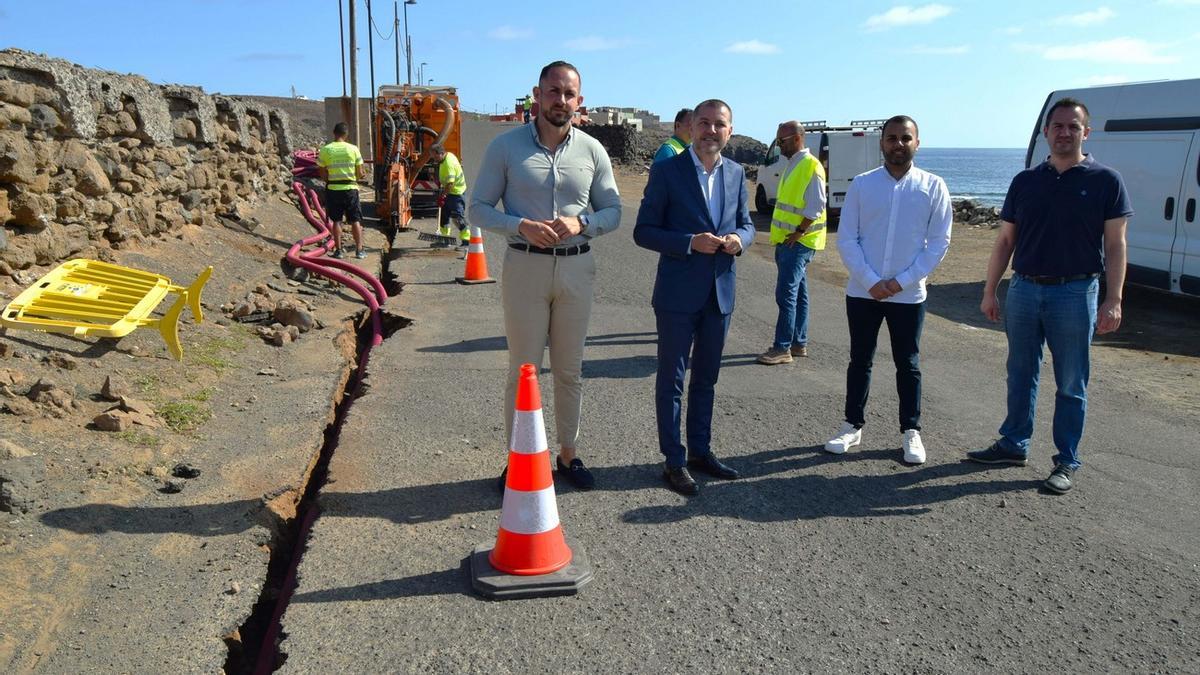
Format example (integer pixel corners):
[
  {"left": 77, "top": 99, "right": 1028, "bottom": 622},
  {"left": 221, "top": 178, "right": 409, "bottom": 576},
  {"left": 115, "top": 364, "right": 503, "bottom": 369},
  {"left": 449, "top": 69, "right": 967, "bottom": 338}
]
[
  {"left": 505, "top": 450, "right": 553, "bottom": 492},
  {"left": 492, "top": 526, "right": 572, "bottom": 576},
  {"left": 509, "top": 409, "right": 547, "bottom": 454},
  {"left": 499, "top": 484, "right": 560, "bottom": 534}
]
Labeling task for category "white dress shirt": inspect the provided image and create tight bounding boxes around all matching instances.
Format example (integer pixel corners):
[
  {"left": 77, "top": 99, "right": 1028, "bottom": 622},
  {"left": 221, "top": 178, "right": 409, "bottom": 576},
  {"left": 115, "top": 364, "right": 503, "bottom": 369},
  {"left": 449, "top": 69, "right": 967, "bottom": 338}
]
[{"left": 836, "top": 164, "right": 952, "bottom": 304}]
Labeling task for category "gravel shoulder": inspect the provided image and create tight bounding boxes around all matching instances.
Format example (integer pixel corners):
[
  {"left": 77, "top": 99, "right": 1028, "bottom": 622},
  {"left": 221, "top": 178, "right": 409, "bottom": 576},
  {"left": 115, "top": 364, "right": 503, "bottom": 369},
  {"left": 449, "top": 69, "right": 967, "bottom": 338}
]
[{"left": 0, "top": 195, "right": 382, "bottom": 671}]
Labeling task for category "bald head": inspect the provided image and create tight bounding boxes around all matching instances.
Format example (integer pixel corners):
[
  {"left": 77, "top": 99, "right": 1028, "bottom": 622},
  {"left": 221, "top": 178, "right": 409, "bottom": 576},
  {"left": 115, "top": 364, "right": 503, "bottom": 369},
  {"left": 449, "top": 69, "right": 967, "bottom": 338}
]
[{"left": 777, "top": 120, "right": 806, "bottom": 157}]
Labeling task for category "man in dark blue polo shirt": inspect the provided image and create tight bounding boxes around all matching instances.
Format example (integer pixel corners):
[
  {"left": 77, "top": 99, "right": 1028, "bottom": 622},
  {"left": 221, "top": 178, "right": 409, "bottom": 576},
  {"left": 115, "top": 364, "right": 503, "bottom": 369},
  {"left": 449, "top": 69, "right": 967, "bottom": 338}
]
[{"left": 967, "top": 97, "right": 1132, "bottom": 494}]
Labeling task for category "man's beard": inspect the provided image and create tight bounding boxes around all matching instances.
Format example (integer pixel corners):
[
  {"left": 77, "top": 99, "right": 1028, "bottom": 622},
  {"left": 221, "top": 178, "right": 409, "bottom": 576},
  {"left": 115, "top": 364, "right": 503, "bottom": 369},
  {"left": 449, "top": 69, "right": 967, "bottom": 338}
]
[{"left": 543, "top": 108, "right": 572, "bottom": 127}]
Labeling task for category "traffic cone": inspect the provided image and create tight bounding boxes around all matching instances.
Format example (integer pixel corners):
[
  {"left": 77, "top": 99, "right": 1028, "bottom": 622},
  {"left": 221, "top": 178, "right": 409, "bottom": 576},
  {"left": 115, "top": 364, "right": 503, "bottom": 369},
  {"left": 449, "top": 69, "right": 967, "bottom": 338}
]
[
  {"left": 470, "top": 364, "right": 594, "bottom": 599},
  {"left": 455, "top": 226, "right": 496, "bottom": 285}
]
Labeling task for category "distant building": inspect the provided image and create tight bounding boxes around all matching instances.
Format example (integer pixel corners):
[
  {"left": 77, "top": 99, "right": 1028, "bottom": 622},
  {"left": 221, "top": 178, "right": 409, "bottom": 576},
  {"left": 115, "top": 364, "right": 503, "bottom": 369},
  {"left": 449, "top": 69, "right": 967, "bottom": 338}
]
[{"left": 590, "top": 106, "right": 661, "bottom": 131}]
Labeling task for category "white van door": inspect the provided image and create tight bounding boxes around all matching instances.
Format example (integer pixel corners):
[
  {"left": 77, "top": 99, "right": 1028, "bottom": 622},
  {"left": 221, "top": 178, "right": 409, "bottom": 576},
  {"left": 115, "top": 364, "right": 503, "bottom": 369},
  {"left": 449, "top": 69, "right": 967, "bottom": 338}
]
[
  {"left": 1087, "top": 132, "right": 1194, "bottom": 292},
  {"left": 756, "top": 140, "right": 786, "bottom": 214},
  {"left": 825, "top": 132, "right": 881, "bottom": 213},
  {"left": 1177, "top": 132, "right": 1200, "bottom": 295}
]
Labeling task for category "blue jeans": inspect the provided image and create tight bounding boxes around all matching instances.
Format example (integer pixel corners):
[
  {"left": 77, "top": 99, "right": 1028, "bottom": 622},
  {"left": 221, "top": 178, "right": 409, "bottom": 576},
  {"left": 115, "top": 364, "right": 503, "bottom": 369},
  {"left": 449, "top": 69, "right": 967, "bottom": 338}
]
[
  {"left": 998, "top": 275, "right": 1098, "bottom": 469},
  {"left": 844, "top": 297, "right": 925, "bottom": 431},
  {"left": 772, "top": 243, "right": 816, "bottom": 350}
]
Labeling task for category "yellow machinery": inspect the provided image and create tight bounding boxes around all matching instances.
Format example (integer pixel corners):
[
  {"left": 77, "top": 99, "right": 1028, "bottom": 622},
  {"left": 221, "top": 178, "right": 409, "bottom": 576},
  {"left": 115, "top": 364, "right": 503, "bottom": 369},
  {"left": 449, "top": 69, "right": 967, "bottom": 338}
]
[
  {"left": 0, "top": 259, "right": 212, "bottom": 361},
  {"left": 373, "top": 84, "right": 461, "bottom": 230}
]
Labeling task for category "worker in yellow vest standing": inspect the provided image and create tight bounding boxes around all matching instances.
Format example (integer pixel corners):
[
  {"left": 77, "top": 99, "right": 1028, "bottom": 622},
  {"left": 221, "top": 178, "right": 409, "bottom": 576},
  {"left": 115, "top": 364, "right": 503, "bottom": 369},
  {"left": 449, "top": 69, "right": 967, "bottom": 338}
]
[
  {"left": 316, "top": 122, "right": 367, "bottom": 258},
  {"left": 522, "top": 94, "right": 534, "bottom": 123},
  {"left": 431, "top": 145, "right": 470, "bottom": 248},
  {"left": 757, "top": 120, "right": 827, "bottom": 365}
]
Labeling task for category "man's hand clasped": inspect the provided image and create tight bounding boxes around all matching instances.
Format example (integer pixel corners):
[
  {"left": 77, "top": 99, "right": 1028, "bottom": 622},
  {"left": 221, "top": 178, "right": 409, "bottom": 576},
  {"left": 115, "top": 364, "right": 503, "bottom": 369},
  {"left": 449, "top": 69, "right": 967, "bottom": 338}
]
[
  {"left": 869, "top": 279, "right": 903, "bottom": 300},
  {"left": 691, "top": 233, "right": 742, "bottom": 255},
  {"left": 518, "top": 216, "right": 584, "bottom": 248}
]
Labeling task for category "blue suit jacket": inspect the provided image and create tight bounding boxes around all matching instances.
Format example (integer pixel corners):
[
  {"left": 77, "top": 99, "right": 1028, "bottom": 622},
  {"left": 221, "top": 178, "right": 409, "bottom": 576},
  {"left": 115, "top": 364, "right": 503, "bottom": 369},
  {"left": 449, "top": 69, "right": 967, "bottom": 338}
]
[{"left": 634, "top": 151, "right": 755, "bottom": 315}]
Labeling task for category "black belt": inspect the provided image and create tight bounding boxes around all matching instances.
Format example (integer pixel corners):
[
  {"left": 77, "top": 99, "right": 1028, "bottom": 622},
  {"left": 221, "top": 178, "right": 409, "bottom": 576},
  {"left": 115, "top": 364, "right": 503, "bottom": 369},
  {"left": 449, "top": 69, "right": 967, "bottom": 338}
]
[
  {"left": 510, "top": 243, "right": 591, "bottom": 256},
  {"left": 1016, "top": 273, "right": 1099, "bottom": 285}
]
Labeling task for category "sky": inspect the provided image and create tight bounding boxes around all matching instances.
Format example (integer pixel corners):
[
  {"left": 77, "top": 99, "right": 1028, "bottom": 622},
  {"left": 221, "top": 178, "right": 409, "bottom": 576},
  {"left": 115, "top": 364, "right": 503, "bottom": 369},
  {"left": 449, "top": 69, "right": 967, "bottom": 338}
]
[{"left": 2, "top": 0, "right": 1198, "bottom": 148}]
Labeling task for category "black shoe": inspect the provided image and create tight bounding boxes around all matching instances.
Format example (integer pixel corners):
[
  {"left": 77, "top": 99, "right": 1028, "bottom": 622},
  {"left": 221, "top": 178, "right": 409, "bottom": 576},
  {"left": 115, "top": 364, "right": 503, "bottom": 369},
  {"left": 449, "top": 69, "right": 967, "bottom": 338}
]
[
  {"left": 1044, "top": 464, "right": 1075, "bottom": 494},
  {"left": 966, "top": 440, "right": 1028, "bottom": 466},
  {"left": 687, "top": 453, "right": 740, "bottom": 479},
  {"left": 663, "top": 465, "right": 699, "bottom": 496},
  {"left": 557, "top": 456, "right": 595, "bottom": 490},
  {"left": 496, "top": 466, "right": 507, "bottom": 492}
]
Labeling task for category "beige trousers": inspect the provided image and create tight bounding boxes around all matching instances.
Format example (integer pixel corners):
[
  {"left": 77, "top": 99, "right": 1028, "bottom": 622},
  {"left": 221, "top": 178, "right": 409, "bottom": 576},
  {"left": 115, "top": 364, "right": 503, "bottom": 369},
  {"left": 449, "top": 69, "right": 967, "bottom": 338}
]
[{"left": 501, "top": 247, "right": 596, "bottom": 449}]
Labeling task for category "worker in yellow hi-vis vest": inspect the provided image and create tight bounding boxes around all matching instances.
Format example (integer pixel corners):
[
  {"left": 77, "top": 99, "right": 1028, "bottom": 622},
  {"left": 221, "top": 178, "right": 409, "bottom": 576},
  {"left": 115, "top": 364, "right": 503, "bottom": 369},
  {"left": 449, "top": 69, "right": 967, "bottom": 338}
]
[
  {"left": 317, "top": 122, "right": 367, "bottom": 258},
  {"left": 757, "top": 120, "right": 827, "bottom": 365},
  {"left": 431, "top": 145, "right": 470, "bottom": 248}
]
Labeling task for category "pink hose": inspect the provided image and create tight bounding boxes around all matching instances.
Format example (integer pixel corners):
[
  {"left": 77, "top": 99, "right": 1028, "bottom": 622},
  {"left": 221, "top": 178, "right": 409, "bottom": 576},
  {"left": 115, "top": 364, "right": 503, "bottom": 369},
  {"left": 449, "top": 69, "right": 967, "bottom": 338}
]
[{"left": 287, "top": 181, "right": 386, "bottom": 347}]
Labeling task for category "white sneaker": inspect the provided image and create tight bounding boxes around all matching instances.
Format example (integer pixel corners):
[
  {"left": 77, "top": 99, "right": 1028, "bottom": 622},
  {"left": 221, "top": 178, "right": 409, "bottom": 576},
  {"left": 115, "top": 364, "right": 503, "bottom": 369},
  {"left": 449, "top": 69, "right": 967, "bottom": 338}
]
[
  {"left": 902, "top": 429, "right": 926, "bottom": 464},
  {"left": 824, "top": 422, "right": 861, "bottom": 454}
]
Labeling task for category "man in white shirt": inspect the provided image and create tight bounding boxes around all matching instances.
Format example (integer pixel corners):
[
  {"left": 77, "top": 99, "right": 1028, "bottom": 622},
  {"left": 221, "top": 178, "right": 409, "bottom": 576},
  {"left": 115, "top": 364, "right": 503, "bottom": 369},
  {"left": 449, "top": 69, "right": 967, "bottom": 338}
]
[{"left": 825, "top": 115, "right": 952, "bottom": 464}]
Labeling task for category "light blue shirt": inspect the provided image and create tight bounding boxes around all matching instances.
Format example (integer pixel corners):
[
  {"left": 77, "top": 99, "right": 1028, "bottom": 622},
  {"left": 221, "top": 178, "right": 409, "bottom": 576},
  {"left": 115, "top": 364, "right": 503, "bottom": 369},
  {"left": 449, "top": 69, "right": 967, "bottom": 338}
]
[
  {"left": 469, "top": 123, "right": 622, "bottom": 246},
  {"left": 688, "top": 146, "right": 724, "bottom": 227},
  {"left": 836, "top": 164, "right": 952, "bottom": 304}
]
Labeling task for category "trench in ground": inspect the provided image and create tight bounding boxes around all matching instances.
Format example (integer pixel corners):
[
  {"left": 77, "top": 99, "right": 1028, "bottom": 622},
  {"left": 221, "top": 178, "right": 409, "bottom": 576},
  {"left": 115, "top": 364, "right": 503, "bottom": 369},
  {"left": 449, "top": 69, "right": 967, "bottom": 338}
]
[{"left": 222, "top": 210, "right": 413, "bottom": 674}]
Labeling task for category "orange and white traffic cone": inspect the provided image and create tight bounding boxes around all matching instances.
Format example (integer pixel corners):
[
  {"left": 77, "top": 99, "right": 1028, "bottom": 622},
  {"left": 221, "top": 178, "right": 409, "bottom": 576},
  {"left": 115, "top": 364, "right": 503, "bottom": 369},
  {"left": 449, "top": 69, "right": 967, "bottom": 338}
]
[
  {"left": 470, "top": 364, "right": 594, "bottom": 599},
  {"left": 455, "top": 226, "right": 496, "bottom": 285}
]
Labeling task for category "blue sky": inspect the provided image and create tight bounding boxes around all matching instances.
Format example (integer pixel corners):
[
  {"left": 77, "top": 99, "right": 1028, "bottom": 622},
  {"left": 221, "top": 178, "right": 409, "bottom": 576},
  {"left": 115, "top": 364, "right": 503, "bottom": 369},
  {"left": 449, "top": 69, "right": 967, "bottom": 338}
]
[{"left": 2, "top": 1, "right": 1198, "bottom": 147}]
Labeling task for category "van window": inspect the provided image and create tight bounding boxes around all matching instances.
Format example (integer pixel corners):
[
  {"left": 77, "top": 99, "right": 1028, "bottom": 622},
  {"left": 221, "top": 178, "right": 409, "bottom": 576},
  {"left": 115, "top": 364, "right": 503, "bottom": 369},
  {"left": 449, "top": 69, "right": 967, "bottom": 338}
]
[{"left": 765, "top": 141, "right": 780, "bottom": 165}]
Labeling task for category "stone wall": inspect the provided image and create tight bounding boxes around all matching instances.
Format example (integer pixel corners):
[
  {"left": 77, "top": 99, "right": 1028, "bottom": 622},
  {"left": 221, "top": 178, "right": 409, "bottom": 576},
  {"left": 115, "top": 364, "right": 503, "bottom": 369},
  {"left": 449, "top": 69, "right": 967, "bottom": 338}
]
[{"left": 0, "top": 49, "right": 293, "bottom": 274}]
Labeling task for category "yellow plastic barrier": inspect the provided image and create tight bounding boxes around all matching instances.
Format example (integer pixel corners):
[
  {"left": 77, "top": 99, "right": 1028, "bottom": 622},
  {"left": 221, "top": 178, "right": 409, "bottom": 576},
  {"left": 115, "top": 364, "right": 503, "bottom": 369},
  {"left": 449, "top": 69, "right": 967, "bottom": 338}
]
[{"left": 0, "top": 259, "right": 213, "bottom": 361}]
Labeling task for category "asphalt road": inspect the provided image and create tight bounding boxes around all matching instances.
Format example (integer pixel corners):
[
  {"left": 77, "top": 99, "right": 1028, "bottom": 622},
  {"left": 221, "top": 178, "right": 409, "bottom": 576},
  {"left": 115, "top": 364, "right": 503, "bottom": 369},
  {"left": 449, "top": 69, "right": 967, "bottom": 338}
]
[{"left": 276, "top": 120, "right": 1200, "bottom": 672}]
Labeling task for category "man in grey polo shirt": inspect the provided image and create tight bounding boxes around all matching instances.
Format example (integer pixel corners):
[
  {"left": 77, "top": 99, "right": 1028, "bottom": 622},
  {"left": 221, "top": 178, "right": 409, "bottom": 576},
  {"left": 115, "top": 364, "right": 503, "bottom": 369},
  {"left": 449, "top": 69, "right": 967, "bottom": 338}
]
[{"left": 470, "top": 60, "right": 622, "bottom": 490}]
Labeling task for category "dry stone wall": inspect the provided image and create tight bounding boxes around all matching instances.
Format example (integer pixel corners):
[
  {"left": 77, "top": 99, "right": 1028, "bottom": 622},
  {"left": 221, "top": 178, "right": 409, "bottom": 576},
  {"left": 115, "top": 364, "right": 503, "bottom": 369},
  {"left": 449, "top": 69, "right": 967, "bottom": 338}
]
[{"left": 0, "top": 49, "right": 294, "bottom": 274}]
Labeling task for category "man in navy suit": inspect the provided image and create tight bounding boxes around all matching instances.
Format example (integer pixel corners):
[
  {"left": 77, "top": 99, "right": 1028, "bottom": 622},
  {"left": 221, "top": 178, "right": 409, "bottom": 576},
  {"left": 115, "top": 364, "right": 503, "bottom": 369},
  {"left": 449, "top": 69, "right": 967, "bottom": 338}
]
[{"left": 634, "top": 99, "right": 756, "bottom": 496}]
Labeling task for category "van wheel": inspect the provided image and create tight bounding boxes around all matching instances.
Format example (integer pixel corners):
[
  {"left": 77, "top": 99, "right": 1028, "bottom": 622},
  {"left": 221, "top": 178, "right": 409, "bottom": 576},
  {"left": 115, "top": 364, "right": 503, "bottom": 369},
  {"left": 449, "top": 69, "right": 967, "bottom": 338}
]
[{"left": 755, "top": 185, "right": 769, "bottom": 215}]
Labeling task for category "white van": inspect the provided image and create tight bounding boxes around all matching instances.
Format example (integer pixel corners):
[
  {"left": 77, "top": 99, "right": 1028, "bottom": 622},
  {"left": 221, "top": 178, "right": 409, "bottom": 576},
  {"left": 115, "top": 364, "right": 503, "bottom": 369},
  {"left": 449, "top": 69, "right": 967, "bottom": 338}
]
[
  {"left": 755, "top": 120, "right": 885, "bottom": 224},
  {"left": 1028, "top": 79, "right": 1200, "bottom": 297}
]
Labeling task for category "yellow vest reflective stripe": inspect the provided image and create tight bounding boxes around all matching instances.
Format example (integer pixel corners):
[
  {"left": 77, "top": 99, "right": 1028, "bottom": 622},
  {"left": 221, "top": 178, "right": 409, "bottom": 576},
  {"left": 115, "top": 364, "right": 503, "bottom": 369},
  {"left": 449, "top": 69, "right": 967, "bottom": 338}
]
[
  {"left": 318, "top": 141, "right": 362, "bottom": 191},
  {"left": 769, "top": 153, "right": 827, "bottom": 249},
  {"left": 438, "top": 153, "right": 468, "bottom": 196},
  {"left": 665, "top": 137, "right": 685, "bottom": 155}
]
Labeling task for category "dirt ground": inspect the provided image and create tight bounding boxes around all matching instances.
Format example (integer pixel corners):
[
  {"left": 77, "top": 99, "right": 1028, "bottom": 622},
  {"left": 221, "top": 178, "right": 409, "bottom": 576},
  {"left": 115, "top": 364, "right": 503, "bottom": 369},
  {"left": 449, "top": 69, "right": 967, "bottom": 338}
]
[{"left": 0, "top": 192, "right": 375, "bottom": 671}]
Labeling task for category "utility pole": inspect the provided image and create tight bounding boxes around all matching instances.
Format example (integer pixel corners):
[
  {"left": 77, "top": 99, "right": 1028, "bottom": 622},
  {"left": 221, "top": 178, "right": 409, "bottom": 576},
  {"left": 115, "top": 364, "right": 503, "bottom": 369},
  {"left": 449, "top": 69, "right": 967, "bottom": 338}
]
[
  {"left": 403, "top": 0, "right": 415, "bottom": 85},
  {"left": 366, "top": 0, "right": 376, "bottom": 103},
  {"left": 339, "top": 0, "right": 347, "bottom": 97},
  {"left": 349, "top": 0, "right": 358, "bottom": 149},
  {"left": 393, "top": 1, "right": 400, "bottom": 85}
]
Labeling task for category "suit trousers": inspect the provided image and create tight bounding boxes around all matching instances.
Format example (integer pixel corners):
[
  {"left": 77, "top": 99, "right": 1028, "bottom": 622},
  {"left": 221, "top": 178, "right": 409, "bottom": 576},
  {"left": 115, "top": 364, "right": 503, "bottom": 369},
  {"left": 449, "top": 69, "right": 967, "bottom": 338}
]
[
  {"left": 501, "top": 247, "right": 596, "bottom": 449},
  {"left": 655, "top": 289, "right": 731, "bottom": 467},
  {"left": 843, "top": 296, "right": 925, "bottom": 431}
]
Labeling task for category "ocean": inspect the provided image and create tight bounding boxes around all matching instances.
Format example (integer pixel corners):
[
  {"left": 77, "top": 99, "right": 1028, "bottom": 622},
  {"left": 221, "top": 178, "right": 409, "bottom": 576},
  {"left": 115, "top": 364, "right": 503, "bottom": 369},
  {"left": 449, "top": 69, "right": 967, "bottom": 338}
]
[{"left": 915, "top": 148, "right": 1026, "bottom": 208}]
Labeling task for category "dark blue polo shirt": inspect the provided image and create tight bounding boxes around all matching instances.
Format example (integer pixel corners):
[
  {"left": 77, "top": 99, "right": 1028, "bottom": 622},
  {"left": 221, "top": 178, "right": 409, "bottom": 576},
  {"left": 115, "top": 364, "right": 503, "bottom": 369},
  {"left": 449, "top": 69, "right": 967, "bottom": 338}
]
[{"left": 1000, "top": 154, "right": 1133, "bottom": 276}]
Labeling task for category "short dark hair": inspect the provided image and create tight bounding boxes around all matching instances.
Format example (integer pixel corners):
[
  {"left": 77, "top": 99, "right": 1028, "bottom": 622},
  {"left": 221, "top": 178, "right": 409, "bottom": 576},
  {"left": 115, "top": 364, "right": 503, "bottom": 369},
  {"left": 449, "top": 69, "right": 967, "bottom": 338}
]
[
  {"left": 333, "top": 122, "right": 349, "bottom": 137},
  {"left": 539, "top": 60, "right": 580, "bottom": 86},
  {"left": 693, "top": 98, "right": 732, "bottom": 121},
  {"left": 882, "top": 115, "right": 918, "bottom": 137},
  {"left": 674, "top": 108, "right": 692, "bottom": 125},
  {"left": 1045, "top": 97, "right": 1090, "bottom": 128},
  {"left": 431, "top": 144, "right": 446, "bottom": 155}
]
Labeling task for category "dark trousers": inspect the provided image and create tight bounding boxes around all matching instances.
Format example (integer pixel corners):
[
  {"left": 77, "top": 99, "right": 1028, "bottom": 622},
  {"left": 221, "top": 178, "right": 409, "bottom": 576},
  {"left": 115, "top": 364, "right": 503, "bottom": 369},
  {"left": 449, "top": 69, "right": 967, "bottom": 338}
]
[
  {"left": 844, "top": 296, "right": 925, "bottom": 431},
  {"left": 655, "top": 290, "right": 731, "bottom": 468}
]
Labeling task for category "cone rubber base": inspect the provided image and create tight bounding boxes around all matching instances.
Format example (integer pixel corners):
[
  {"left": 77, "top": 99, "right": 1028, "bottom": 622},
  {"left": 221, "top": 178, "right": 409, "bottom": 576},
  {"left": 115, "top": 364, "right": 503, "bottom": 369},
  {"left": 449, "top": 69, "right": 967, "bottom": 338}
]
[
  {"left": 456, "top": 276, "right": 496, "bottom": 285},
  {"left": 470, "top": 537, "right": 593, "bottom": 600}
]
